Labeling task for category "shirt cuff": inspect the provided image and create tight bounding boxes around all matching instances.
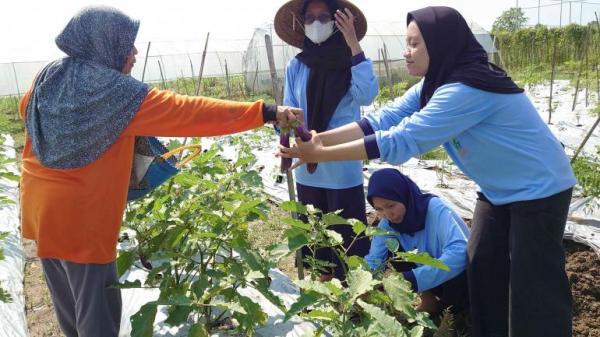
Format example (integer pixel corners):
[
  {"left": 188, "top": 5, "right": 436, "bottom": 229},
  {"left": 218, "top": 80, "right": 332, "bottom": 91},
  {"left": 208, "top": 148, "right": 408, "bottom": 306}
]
[
  {"left": 351, "top": 52, "right": 366, "bottom": 66},
  {"left": 357, "top": 118, "right": 375, "bottom": 136},
  {"left": 402, "top": 270, "right": 418, "bottom": 292},
  {"left": 364, "top": 134, "right": 381, "bottom": 160},
  {"left": 263, "top": 104, "right": 277, "bottom": 123}
]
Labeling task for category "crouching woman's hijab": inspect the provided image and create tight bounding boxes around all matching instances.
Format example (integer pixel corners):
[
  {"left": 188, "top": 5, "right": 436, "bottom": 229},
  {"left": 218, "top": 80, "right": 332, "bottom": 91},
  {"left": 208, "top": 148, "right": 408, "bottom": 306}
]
[
  {"left": 25, "top": 6, "right": 149, "bottom": 169},
  {"left": 367, "top": 169, "right": 435, "bottom": 234}
]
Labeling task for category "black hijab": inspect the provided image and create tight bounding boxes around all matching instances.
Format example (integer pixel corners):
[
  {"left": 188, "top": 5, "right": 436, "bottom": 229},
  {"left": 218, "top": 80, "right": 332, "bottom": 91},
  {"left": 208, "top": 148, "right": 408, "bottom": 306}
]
[
  {"left": 296, "top": 0, "right": 352, "bottom": 132},
  {"left": 408, "top": 7, "right": 523, "bottom": 109}
]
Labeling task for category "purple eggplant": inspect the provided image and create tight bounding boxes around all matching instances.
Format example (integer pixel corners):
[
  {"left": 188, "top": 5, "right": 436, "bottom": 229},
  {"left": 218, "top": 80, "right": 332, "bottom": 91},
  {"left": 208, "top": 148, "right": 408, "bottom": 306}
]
[
  {"left": 280, "top": 132, "right": 292, "bottom": 173},
  {"left": 294, "top": 126, "right": 318, "bottom": 174}
]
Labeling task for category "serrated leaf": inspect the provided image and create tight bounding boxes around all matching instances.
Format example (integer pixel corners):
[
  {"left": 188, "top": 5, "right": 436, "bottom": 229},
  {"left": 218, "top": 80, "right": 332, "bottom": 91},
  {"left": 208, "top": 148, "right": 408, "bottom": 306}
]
[
  {"left": 116, "top": 250, "right": 135, "bottom": 278},
  {"left": 385, "top": 238, "right": 400, "bottom": 253},
  {"left": 346, "top": 255, "right": 368, "bottom": 270},
  {"left": 322, "top": 213, "right": 349, "bottom": 226},
  {"left": 112, "top": 280, "right": 142, "bottom": 289},
  {"left": 165, "top": 305, "right": 193, "bottom": 326},
  {"left": 283, "top": 217, "right": 311, "bottom": 230},
  {"left": 130, "top": 303, "right": 157, "bottom": 337},
  {"left": 285, "top": 291, "right": 321, "bottom": 321},
  {"left": 350, "top": 219, "right": 367, "bottom": 235},
  {"left": 210, "top": 299, "right": 247, "bottom": 314},
  {"left": 324, "top": 229, "right": 343, "bottom": 245},
  {"left": 281, "top": 201, "right": 308, "bottom": 215},
  {"left": 358, "top": 299, "right": 407, "bottom": 337},
  {"left": 305, "top": 309, "right": 338, "bottom": 321},
  {"left": 396, "top": 250, "right": 449, "bottom": 271},
  {"left": 382, "top": 274, "right": 415, "bottom": 314},
  {"left": 410, "top": 325, "right": 424, "bottom": 337},
  {"left": 365, "top": 227, "right": 396, "bottom": 237},
  {"left": 188, "top": 323, "right": 209, "bottom": 337},
  {"left": 346, "top": 269, "right": 379, "bottom": 303}
]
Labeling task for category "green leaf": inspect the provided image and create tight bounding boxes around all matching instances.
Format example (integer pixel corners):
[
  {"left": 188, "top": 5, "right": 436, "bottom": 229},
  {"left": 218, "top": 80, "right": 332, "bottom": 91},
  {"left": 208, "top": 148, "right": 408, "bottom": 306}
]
[
  {"left": 409, "top": 325, "right": 424, "bottom": 337},
  {"left": 357, "top": 299, "right": 407, "bottom": 337},
  {"left": 130, "top": 303, "right": 157, "bottom": 337},
  {"left": 346, "top": 269, "right": 379, "bottom": 304},
  {"left": 285, "top": 291, "right": 321, "bottom": 321},
  {"left": 346, "top": 256, "right": 368, "bottom": 270},
  {"left": 281, "top": 201, "right": 308, "bottom": 215},
  {"left": 0, "top": 287, "right": 12, "bottom": 303},
  {"left": 322, "top": 213, "right": 349, "bottom": 226},
  {"left": 382, "top": 274, "right": 415, "bottom": 314},
  {"left": 164, "top": 305, "right": 193, "bottom": 326},
  {"left": 295, "top": 279, "right": 336, "bottom": 300},
  {"left": 324, "top": 229, "right": 343, "bottom": 245},
  {"left": 210, "top": 299, "right": 247, "bottom": 314},
  {"left": 116, "top": 250, "right": 135, "bottom": 278},
  {"left": 395, "top": 250, "right": 449, "bottom": 271},
  {"left": 234, "top": 295, "right": 268, "bottom": 331},
  {"left": 350, "top": 219, "right": 367, "bottom": 235},
  {"left": 188, "top": 323, "right": 210, "bottom": 337},
  {"left": 305, "top": 309, "right": 338, "bottom": 321},
  {"left": 365, "top": 227, "right": 396, "bottom": 237},
  {"left": 385, "top": 238, "right": 400, "bottom": 253},
  {"left": 282, "top": 217, "right": 311, "bottom": 230},
  {"left": 111, "top": 280, "right": 142, "bottom": 289}
]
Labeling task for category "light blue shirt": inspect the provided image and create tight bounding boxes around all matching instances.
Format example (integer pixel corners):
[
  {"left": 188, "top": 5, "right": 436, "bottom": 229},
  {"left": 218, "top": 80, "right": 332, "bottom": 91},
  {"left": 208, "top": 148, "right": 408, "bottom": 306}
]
[
  {"left": 284, "top": 57, "right": 379, "bottom": 189},
  {"left": 366, "top": 81, "right": 577, "bottom": 205},
  {"left": 365, "top": 197, "right": 470, "bottom": 293}
]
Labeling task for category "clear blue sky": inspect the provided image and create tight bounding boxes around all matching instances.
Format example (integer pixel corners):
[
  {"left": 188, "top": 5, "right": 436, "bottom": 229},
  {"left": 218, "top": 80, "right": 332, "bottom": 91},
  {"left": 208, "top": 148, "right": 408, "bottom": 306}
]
[{"left": 1, "top": 0, "right": 599, "bottom": 63}]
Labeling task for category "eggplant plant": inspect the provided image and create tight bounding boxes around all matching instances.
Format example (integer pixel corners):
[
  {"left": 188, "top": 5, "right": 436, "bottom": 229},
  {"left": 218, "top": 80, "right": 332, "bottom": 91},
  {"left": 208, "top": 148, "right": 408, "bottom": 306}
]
[
  {"left": 119, "top": 137, "right": 284, "bottom": 336},
  {"left": 269, "top": 201, "right": 445, "bottom": 337},
  {"left": 0, "top": 149, "right": 17, "bottom": 303}
]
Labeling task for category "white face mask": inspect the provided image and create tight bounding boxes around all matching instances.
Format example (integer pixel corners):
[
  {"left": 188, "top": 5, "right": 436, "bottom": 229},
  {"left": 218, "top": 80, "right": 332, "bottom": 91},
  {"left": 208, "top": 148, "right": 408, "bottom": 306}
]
[{"left": 304, "top": 21, "right": 334, "bottom": 44}]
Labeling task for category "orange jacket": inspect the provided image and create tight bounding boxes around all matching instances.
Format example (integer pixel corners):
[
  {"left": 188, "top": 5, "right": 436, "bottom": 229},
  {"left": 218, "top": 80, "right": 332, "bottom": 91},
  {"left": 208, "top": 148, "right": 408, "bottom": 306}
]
[{"left": 20, "top": 88, "right": 266, "bottom": 264}]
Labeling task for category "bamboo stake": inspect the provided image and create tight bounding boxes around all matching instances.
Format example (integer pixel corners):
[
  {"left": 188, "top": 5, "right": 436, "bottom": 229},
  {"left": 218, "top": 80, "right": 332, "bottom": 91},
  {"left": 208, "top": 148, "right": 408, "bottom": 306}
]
[
  {"left": 157, "top": 60, "right": 167, "bottom": 90},
  {"left": 141, "top": 41, "right": 151, "bottom": 82},
  {"left": 251, "top": 61, "right": 259, "bottom": 95},
  {"left": 572, "top": 25, "right": 591, "bottom": 112},
  {"left": 224, "top": 59, "right": 231, "bottom": 99},
  {"left": 188, "top": 55, "right": 197, "bottom": 92},
  {"left": 383, "top": 43, "right": 392, "bottom": 90},
  {"left": 265, "top": 33, "right": 304, "bottom": 280},
  {"left": 548, "top": 32, "right": 559, "bottom": 124},
  {"left": 10, "top": 63, "right": 21, "bottom": 119},
  {"left": 195, "top": 32, "right": 210, "bottom": 96}
]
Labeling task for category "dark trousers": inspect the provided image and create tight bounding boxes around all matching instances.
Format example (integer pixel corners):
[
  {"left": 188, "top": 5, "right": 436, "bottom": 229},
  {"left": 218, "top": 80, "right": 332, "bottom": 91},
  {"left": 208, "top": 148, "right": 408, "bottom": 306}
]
[
  {"left": 391, "top": 258, "right": 469, "bottom": 314},
  {"left": 468, "top": 188, "right": 573, "bottom": 337},
  {"left": 41, "top": 258, "right": 122, "bottom": 337},
  {"left": 297, "top": 183, "right": 370, "bottom": 280}
]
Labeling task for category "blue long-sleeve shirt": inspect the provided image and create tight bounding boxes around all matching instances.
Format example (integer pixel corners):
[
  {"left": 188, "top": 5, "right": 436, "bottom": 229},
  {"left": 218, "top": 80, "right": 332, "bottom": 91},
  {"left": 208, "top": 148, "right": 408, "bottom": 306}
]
[
  {"left": 362, "top": 81, "right": 576, "bottom": 205},
  {"left": 284, "top": 55, "right": 379, "bottom": 189},
  {"left": 365, "top": 197, "right": 469, "bottom": 292}
]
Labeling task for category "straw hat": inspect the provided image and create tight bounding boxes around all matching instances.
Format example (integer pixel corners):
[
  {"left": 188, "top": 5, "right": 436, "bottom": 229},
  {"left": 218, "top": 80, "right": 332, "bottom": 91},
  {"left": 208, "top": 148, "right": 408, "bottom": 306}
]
[{"left": 274, "top": 0, "right": 367, "bottom": 49}]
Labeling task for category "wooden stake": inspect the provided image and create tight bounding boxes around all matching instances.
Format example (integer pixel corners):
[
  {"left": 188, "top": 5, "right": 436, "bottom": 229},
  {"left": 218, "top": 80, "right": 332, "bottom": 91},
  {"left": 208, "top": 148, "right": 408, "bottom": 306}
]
[
  {"left": 251, "top": 61, "right": 259, "bottom": 95},
  {"left": 141, "top": 41, "right": 151, "bottom": 82},
  {"left": 572, "top": 25, "right": 591, "bottom": 112},
  {"left": 225, "top": 59, "right": 231, "bottom": 99},
  {"left": 548, "top": 32, "right": 559, "bottom": 124},
  {"left": 265, "top": 33, "right": 303, "bottom": 280},
  {"left": 195, "top": 32, "right": 211, "bottom": 96},
  {"left": 157, "top": 60, "right": 167, "bottom": 90}
]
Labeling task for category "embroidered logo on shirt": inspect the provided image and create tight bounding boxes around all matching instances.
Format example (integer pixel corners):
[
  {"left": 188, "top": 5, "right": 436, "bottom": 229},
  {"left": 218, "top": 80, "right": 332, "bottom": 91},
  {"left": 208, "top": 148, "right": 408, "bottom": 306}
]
[{"left": 452, "top": 139, "right": 467, "bottom": 156}]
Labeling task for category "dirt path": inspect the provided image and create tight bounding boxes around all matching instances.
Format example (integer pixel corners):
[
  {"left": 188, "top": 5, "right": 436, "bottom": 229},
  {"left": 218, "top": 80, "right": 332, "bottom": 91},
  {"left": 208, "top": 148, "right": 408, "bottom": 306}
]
[{"left": 23, "top": 238, "right": 64, "bottom": 337}]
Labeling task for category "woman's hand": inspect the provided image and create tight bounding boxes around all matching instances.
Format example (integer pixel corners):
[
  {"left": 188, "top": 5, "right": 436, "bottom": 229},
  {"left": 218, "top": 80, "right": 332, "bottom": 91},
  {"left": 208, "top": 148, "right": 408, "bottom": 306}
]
[
  {"left": 276, "top": 106, "right": 304, "bottom": 129},
  {"left": 278, "top": 130, "right": 324, "bottom": 171},
  {"left": 334, "top": 8, "right": 362, "bottom": 56}
]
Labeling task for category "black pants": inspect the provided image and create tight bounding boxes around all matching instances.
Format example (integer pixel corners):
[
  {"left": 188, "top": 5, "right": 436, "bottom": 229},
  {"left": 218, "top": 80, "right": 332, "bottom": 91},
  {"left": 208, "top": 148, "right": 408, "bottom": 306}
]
[
  {"left": 391, "top": 260, "right": 469, "bottom": 314},
  {"left": 468, "top": 188, "right": 573, "bottom": 337},
  {"left": 297, "top": 183, "right": 370, "bottom": 280}
]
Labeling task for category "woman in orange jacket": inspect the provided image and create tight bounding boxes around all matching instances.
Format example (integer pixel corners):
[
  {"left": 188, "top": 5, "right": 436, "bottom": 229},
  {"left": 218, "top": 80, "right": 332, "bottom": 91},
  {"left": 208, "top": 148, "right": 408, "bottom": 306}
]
[{"left": 20, "top": 6, "right": 301, "bottom": 337}]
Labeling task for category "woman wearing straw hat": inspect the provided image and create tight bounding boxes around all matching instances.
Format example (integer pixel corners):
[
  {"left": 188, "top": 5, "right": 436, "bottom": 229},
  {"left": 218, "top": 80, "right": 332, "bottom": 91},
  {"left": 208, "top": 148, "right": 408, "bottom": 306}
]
[
  {"left": 20, "top": 6, "right": 301, "bottom": 337},
  {"left": 274, "top": 0, "right": 379, "bottom": 281},
  {"left": 281, "top": 6, "right": 576, "bottom": 337}
]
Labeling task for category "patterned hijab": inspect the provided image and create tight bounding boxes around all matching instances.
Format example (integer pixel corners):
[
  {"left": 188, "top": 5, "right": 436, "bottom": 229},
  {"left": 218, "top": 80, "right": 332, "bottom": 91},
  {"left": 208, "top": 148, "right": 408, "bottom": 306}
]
[{"left": 25, "top": 6, "right": 148, "bottom": 169}]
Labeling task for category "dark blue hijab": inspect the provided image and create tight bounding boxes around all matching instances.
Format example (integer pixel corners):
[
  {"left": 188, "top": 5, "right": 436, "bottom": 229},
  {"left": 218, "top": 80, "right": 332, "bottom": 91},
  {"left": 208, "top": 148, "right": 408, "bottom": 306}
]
[
  {"left": 367, "top": 169, "right": 435, "bottom": 234},
  {"left": 25, "top": 6, "right": 148, "bottom": 169},
  {"left": 408, "top": 6, "right": 523, "bottom": 109}
]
